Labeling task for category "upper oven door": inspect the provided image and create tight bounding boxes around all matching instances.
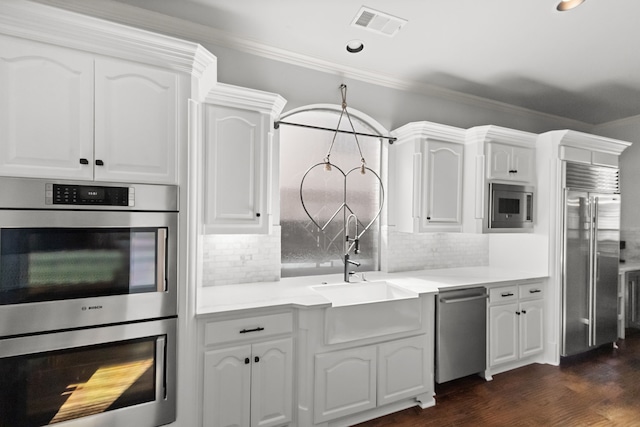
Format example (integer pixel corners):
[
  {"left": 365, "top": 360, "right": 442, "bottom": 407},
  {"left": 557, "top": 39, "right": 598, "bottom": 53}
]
[{"left": 0, "top": 210, "right": 177, "bottom": 336}]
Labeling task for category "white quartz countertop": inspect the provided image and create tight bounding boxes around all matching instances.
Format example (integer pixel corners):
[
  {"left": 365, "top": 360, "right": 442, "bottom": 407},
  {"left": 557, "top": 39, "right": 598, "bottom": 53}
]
[{"left": 197, "top": 266, "right": 547, "bottom": 316}]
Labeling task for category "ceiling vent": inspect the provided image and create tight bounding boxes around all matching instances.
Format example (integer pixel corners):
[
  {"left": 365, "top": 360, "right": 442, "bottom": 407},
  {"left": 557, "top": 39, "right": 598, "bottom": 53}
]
[{"left": 351, "top": 6, "right": 407, "bottom": 37}]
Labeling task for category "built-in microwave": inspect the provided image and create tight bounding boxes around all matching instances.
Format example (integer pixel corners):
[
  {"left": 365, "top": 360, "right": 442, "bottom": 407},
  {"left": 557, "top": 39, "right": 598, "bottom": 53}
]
[{"left": 487, "top": 183, "right": 534, "bottom": 232}]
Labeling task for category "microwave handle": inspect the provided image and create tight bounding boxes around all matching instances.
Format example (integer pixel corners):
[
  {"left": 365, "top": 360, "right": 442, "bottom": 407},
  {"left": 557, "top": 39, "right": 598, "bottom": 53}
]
[
  {"left": 157, "top": 229, "right": 168, "bottom": 292},
  {"left": 526, "top": 193, "right": 533, "bottom": 221}
]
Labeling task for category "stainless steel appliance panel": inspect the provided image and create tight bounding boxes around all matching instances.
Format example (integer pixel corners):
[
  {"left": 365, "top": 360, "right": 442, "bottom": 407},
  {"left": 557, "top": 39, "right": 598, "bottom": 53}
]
[
  {"left": 562, "top": 191, "right": 591, "bottom": 355},
  {"left": 0, "top": 176, "right": 178, "bottom": 211},
  {"left": 593, "top": 194, "right": 620, "bottom": 347},
  {"left": 436, "top": 288, "right": 488, "bottom": 383},
  {"left": 0, "top": 209, "right": 177, "bottom": 337},
  {"left": 561, "top": 168, "right": 621, "bottom": 357},
  {"left": 0, "top": 317, "right": 176, "bottom": 427},
  {"left": 486, "top": 183, "right": 534, "bottom": 232}
]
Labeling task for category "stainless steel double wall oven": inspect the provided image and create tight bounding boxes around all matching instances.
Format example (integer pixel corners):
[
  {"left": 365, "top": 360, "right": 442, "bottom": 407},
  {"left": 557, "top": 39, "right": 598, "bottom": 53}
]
[{"left": 0, "top": 177, "right": 178, "bottom": 427}]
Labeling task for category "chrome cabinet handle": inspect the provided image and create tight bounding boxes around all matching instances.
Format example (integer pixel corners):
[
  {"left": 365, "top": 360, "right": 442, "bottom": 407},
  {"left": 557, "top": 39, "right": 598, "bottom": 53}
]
[
  {"left": 501, "top": 292, "right": 514, "bottom": 297},
  {"left": 529, "top": 289, "right": 541, "bottom": 294}
]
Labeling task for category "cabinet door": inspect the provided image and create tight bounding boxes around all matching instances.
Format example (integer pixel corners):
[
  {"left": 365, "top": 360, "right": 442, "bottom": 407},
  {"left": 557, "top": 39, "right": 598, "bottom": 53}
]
[
  {"left": 421, "top": 139, "right": 463, "bottom": 230},
  {"left": 314, "top": 346, "right": 376, "bottom": 424},
  {"left": 487, "top": 142, "right": 512, "bottom": 180},
  {"left": 377, "top": 335, "right": 430, "bottom": 406},
  {"left": 0, "top": 35, "right": 94, "bottom": 180},
  {"left": 510, "top": 146, "right": 534, "bottom": 183},
  {"left": 204, "top": 105, "right": 267, "bottom": 233},
  {"left": 95, "top": 58, "right": 178, "bottom": 184},
  {"left": 519, "top": 299, "right": 544, "bottom": 358},
  {"left": 489, "top": 303, "right": 519, "bottom": 366},
  {"left": 203, "top": 345, "right": 252, "bottom": 427},
  {"left": 251, "top": 339, "right": 293, "bottom": 427}
]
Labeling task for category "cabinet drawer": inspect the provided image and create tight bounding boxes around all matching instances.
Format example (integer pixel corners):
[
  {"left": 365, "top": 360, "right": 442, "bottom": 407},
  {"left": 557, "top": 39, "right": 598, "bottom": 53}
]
[
  {"left": 204, "top": 312, "right": 293, "bottom": 346},
  {"left": 519, "top": 282, "right": 544, "bottom": 300},
  {"left": 489, "top": 286, "right": 518, "bottom": 304}
]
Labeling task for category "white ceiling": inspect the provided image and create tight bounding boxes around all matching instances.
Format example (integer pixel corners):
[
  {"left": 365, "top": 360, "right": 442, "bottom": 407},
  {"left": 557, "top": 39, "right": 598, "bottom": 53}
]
[{"left": 106, "top": 0, "right": 640, "bottom": 125}]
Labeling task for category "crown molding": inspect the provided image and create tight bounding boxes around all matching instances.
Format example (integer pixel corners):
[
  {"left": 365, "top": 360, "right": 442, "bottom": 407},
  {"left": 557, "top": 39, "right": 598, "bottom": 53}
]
[
  {"left": 391, "top": 121, "right": 466, "bottom": 144},
  {"left": 205, "top": 83, "right": 287, "bottom": 118},
  {"left": 466, "top": 125, "right": 538, "bottom": 147},
  {"left": 543, "top": 130, "right": 631, "bottom": 156},
  {"left": 29, "top": 0, "right": 594, "bottom": 131},
  {"left": 0, "top": 0, "right": 217, "bottom": 82}
]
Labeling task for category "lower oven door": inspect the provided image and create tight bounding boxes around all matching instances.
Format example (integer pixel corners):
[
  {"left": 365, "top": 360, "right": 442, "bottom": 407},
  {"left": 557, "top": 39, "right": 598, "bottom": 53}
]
[{"left": 0, "top": 317, "right": 176, "bottom": 427}]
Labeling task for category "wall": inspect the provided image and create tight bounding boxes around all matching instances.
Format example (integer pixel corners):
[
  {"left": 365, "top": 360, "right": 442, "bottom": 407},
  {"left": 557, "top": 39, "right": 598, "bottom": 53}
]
[{"left": 593, "top": 116, "right": 640, "bottom": 261}]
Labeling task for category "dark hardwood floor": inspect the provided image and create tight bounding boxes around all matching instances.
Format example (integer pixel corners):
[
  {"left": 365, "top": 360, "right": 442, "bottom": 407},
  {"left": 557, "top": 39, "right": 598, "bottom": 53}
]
[{"left": 355, "top": 329, "right": 640, "bottom": 426}]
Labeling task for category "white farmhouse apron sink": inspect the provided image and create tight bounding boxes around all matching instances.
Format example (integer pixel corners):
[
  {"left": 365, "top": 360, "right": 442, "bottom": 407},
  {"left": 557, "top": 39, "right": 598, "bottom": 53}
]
[{"left": 311, "top": 281, "right": 422, "bottom": 344}]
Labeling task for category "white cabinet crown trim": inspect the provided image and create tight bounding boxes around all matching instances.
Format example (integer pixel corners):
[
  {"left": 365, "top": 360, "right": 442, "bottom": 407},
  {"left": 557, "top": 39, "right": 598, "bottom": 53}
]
[
  {"left": 466, "top": 125, "right": 537, "bottom": 148},
  {"left": 205, "top": 83, "right": 287, "bottom": 118},
  {"left": 543, "top": 129, "right": 631, "bottom": 156},
  {"left": 391, "top": 121, "right": 466, "bottom": 144},
  {"left": 0, "top": 0, "right": 217, "bottom": 84}
]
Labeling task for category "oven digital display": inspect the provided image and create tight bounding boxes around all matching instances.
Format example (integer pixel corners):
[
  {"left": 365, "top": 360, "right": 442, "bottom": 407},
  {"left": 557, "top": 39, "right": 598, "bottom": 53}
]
[
  {"left": 79, "top": 187, "right": 105, "bottom": 200},
  {"left": 52, "top": 184, "right": 129, "bottom": 206}
]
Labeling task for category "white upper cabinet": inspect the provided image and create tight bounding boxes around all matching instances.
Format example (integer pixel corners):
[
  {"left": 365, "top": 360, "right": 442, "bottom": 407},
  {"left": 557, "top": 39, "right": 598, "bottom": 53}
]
[
  {"left": 0, "top": 35, "right": 179, "bottom": 184},
  {"left": 0, "top": 18, "right": 217, "bottom": 185},
  {"left": 390, "top": 122, "right": 465, "bottom": 232},
  {"left": 94, "top": 58, "right": 178, "bottom": 184},
  {"left": 0, "top": 35, "right": 94, "bottom": 180},
  {"left": 487, "top": 142, "right": 534, "bottom": 183},
  {"left": 203, "top": 84, "right": 286, "bottom": 234}
]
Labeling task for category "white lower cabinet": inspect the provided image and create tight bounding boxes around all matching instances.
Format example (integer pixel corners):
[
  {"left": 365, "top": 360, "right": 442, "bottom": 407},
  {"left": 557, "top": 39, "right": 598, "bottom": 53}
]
[
  {"left": 488, "top": 283, "right": 544, "bottom": 369},
  {"left": 313, "top": 335, "right": 429, "bottom": 424},
  {"left": 202, "top": 313, "right": 294, "bottom": 427}
]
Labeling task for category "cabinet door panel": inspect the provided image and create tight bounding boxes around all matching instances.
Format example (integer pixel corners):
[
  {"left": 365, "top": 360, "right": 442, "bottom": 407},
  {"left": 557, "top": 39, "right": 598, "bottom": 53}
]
[
  {"left": 422, "top": 140, "right": 463, "bottom": 228},
  {"left": 204, "top": 346, "right": 252, "bottom": 427},
  {"left": 489, "top": 303, "right": 518, "bottom": 366},
  {"left": 0, "top": 35, "right": 93, "bottom": 179},
  {"left": 95, "top": 58, "right": 178, "bottom": 184},
  {"left": 204, "top": 105, "right": 266, "bottom": 233},
  {"left": 487, "top": 143, "right": 512, "bottom": 180},
  {"left": 314, "top": 346, "right": 376, "bottom": 423},
  {"left": 250, "top": 339, "right": 293, "bottom": 427},
  {"left": 510, "top": 146, "right": 534, "bottom": 183},
  {"left": 520, "top": 300, "right": 544, "bottom": 358},
  {"left": 377, "top": 335, "right": 430, "bottom": 406}
]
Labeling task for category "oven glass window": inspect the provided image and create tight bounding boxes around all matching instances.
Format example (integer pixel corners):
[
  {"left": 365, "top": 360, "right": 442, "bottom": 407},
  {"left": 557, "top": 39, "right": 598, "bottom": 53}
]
[
  {"left": 0, "top": 228, "right": 163, "bottom": 305},
  {"left": 498, "top": 197, "right": 520, "bottom": 215},
  {"left": 0, "top": 337, "right": 158, "bottom": 427}
]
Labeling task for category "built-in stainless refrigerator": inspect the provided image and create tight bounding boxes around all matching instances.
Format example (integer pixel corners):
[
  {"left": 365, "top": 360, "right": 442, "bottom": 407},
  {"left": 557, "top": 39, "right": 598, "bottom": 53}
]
[{"left": 562, "top": 162, "right": 620, "bottom": 357}]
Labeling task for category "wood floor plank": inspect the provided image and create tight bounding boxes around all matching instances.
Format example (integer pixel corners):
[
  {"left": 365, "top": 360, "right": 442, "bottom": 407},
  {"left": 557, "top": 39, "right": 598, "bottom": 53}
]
[{"left": 354, "top": 329, "right": 640, "bottom": 426}]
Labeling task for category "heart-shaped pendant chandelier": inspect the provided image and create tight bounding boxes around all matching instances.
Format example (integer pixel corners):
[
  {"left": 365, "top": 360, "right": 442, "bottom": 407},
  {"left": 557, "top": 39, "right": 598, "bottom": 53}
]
[{"left": 298, "top": 84, "right": 384, "bottom": 250}]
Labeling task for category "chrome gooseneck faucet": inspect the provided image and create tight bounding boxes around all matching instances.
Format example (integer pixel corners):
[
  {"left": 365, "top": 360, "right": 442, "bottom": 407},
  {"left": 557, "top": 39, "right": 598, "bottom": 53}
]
[{"left": 344, "top": 213, "right": 361, "bottom": 282}]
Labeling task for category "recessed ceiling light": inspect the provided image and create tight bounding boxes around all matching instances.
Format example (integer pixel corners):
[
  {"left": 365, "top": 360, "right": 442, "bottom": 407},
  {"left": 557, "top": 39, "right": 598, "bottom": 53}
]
[
  {"left": 557, "top": 0, "right": 586, "bottom": 11},
  {"left": 346, "top": 40, "right": 364, "bottom": 53}
]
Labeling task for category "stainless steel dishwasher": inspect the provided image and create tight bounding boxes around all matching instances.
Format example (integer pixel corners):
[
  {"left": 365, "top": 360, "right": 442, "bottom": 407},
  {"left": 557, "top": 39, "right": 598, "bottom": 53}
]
[{"left": 436, "top": 287, "right": 488, "bottom": 383}]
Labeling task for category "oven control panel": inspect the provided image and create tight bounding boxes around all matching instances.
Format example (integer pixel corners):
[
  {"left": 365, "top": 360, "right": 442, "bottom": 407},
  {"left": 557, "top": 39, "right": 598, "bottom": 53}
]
[{"left": 45, "top": 183, "right": 135, "bottom": 206}]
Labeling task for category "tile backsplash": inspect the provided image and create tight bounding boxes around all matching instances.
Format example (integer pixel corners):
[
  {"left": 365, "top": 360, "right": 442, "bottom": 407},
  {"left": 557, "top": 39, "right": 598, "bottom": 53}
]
[
  {"left": 201, "top": 225, "right": 490, "bottom": 286},
  {"left": 201, "top": 227, "right": 281, "bottom": 286},
  {"left": 382, "top": 228, "right": 489, "bottom": 272}
]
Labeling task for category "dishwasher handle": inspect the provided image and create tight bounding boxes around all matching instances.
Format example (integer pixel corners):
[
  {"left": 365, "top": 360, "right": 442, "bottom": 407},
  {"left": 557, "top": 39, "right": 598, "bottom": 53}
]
[{"left": 439, "top": 294, "right": 488, "bottom": 304}]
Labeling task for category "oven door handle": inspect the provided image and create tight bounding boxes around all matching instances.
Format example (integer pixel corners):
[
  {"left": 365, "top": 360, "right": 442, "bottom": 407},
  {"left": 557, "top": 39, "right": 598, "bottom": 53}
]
[
  {"left": 156, "top": 335, "right": 168, "bottom": 400},
  {"left": 157, "top": 228, "right": 168, "bottom": 292}
]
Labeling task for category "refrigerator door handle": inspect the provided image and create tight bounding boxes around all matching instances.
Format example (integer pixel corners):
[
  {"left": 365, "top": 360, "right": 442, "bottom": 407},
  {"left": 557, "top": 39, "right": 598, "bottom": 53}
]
[{"left": 589, "top": 196, "right": 598, "bottom": 347}]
